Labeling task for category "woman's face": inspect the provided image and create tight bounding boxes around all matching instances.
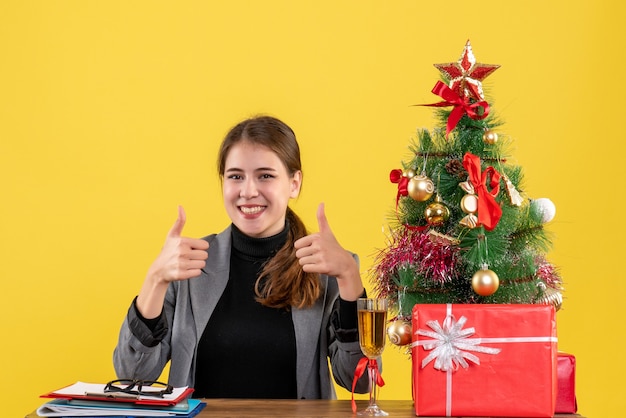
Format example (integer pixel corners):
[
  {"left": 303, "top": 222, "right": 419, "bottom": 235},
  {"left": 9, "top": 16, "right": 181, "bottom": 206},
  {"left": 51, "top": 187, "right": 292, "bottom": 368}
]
[{"left": 222, "top": 141, "right": 302, "bottom": 238}]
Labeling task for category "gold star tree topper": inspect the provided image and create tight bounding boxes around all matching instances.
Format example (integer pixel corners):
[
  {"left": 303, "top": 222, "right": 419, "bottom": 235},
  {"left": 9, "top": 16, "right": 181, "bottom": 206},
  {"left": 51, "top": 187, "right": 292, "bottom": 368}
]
[{"left": 434, "top": 40, "right": 500, "bottom": 102}]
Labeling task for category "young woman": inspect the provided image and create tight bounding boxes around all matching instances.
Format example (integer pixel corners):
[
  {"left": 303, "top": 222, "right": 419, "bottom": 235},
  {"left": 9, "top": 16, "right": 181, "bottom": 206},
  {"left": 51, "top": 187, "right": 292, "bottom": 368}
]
[{"left": 113, "top": 115, "right": 370, "bottom": 399}]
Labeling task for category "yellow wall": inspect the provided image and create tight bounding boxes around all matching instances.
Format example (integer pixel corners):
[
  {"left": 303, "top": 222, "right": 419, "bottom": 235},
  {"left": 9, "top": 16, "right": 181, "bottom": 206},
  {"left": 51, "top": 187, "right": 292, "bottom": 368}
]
[{"left": 1, "top": 1, "right": 623, "bottom": 416}]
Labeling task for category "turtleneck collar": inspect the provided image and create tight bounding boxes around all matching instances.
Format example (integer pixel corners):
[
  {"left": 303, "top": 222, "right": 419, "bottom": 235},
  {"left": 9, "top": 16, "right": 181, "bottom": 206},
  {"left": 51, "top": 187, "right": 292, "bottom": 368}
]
[{"left": 230, "top": 222, "right": 289, "bottom": 260}]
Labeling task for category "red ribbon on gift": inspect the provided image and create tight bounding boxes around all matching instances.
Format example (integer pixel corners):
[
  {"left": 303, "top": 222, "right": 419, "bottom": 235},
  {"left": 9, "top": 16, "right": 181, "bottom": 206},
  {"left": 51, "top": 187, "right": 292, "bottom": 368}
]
[
  {"left": 351, "top": 357, "right": 385, "bottom": 413},
  {"left": 463, "top": 152, "right": 502, "bottom": 231},
  {"left": 420, "top": 81, "right": 490, "bottom": 138}
]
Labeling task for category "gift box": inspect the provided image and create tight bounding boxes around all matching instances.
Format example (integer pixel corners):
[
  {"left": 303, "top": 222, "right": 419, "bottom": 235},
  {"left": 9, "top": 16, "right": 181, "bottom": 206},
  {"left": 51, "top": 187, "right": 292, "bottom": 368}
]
[
  {"left": 412, "top": 304, "right": 557, "bottom": 417},
  {"left": 556, "top": 352, "right": 577, "bottom": 413}
]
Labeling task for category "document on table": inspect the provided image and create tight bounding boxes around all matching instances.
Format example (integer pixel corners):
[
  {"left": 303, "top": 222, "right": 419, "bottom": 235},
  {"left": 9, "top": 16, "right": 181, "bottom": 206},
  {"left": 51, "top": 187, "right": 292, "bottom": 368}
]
[
  {"left": 41, "top": 381, "right": 194, "bottom": 406},
  {"left": 36, "top": 398, "right": 205, "bottom": 417}
]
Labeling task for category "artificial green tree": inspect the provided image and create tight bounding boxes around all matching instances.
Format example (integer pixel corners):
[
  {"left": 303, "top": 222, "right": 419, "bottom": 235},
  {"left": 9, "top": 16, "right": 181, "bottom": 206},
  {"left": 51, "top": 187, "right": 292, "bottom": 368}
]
[{"left": 373, "top": 41, "right": 562, "bottom": 345}]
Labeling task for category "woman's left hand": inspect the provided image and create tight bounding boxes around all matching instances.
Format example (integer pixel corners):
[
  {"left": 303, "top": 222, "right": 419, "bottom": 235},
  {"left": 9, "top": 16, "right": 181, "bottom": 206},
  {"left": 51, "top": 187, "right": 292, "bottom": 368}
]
[{"left": 294, "top": 203, "right": 365, "bottom": 301}]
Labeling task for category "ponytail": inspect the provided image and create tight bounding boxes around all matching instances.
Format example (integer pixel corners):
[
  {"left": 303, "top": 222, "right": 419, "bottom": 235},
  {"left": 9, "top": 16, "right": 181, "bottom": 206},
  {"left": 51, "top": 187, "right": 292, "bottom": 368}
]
[{"left": 254, "top": 207, "right": 321, "bottom": 309}]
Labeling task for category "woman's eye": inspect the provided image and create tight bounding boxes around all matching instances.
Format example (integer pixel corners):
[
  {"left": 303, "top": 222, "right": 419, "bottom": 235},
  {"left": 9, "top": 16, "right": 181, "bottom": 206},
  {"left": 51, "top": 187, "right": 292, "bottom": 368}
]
[
  {"left": 260, "top": 174, "right": 275, "bottom": 179},
  {"left": 227, "top": 175, "right": 242, "bottom": 180}
]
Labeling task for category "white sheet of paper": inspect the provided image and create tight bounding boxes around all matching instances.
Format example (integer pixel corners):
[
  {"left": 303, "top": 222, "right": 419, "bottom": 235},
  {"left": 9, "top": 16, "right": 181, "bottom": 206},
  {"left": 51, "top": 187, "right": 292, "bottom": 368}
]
[{"left": 52, "top": 381, "right": 189, "bottom": 401}]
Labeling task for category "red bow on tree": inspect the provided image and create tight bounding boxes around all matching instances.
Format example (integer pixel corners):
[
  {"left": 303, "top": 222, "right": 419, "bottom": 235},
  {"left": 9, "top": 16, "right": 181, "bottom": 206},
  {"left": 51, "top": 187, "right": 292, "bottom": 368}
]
[
  {"left": 389, "top": 169, "right": 430, "bottom": 232},
  {"left": 420, "top": 81, "right": 490, "bottom": 138},
  {"left": 389, "top": 169, "right": 408, "bottom": 206},
  {"left": 463, "top": 152, "right": 502, "bottom": 231}
]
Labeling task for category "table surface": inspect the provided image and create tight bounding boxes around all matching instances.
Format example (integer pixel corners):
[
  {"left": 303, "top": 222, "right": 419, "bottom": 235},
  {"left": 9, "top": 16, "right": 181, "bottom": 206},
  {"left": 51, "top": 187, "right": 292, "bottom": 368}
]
[{"left": 26, "top": 399, "right": 585, "bottom": 418}]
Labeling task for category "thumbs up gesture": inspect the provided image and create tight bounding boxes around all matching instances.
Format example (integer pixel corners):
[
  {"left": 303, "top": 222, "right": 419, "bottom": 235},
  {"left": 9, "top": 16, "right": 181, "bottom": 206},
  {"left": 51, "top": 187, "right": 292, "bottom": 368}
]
[
  {"left": 294, "top": 203, "right": 364, "bottom": 301},
  {"left": 148, "top": 206, "right": 210, "bottom": 283},
  {"left": 137, "top": 206, "right": 210, "bottom": 319}
]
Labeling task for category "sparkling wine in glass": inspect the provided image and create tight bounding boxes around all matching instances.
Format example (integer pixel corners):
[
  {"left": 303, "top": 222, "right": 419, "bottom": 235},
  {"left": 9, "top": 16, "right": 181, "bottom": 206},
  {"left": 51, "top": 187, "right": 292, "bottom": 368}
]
[{"left": 357, "top": 298, "right": 388, "bottom": 416}]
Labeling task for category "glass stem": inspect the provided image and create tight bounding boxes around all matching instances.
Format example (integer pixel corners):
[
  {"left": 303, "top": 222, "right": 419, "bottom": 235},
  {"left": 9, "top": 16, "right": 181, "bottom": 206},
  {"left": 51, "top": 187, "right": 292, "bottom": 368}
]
[{"left": 369, "top": 362, "right": 378, "bottom": 408}]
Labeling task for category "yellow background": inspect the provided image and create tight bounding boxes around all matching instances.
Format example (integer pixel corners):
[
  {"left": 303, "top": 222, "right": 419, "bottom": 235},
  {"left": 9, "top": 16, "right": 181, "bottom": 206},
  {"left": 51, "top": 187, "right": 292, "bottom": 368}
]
[{"left": 1, "top": 1, "right": 623, "bottom": 417}]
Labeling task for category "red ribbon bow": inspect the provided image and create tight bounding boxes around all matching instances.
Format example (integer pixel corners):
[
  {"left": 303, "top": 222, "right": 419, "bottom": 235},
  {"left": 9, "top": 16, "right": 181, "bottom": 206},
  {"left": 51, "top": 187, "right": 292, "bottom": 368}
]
[
  {"left": 390, "top": 169, "right": 408, "bottom": 205},
  {"left": 389, "top": 169, "right": 429, "bottom": 232},
  {"left": 463, "top": 152, "right": 502, "bottom": 231},
  {"left": 421, "top": 81, "right": 490, "bottom": 138},
  {"left": 351, "top": 357, "right": 385, "bottom": 413}
]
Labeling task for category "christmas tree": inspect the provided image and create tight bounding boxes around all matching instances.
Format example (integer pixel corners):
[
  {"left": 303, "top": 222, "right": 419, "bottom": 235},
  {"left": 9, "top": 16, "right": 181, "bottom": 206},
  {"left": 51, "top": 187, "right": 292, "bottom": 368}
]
[{"left": 373, "top": 41, "right": 563, "bottom": 347}]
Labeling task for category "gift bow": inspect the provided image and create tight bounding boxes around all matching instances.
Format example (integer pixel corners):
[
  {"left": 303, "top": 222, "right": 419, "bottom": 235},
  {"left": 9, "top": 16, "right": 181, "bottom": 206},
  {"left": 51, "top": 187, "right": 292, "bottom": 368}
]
[
  {"left": 413, "top": 315, "right": 501, "bottom": 372},
  {"left": 420, "top": 81, "right": 490, "bottom": 138},
  {"left": 351, "top": 357, "right": 384, "bottom": 413},
  {"left": 463, "top": 152, "right": 502, "bottom": 231}
]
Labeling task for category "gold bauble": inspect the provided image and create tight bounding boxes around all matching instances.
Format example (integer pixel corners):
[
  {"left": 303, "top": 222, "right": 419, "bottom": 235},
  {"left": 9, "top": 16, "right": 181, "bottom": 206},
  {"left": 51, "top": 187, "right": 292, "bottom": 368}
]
[
  {"left": 387, "top": 319, "right": 412, "bottom": 346},
  {"left": 483, "top": 130, "right": 498, "bottom": 144},
  {"left": 425, "top": 201, "right": 450, "bottom": 226},
  {"left": 471, "top": 268, "right": 500, "bottom": 296},
  {"left": 460, "top": 194, "right": 478, "bottom": 214},
  {"left": 407, "top": 174, "right": 435, "bottom": 202},
  {"left": 403, "top": 168, "right": 417, "bottom": 179}
]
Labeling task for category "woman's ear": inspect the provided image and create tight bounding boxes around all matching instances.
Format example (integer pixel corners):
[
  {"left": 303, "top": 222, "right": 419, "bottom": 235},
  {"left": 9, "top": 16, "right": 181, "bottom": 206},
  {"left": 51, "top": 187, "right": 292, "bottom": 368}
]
[{"left": 290, "top": 170, "right": 303, "bottom": 198}]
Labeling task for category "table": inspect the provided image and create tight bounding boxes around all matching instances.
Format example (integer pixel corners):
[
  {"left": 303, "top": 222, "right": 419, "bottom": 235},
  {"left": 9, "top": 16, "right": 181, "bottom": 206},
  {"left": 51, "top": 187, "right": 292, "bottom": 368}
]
[{"left": 26, "top": 399, "right": 586, "bottom": 417}]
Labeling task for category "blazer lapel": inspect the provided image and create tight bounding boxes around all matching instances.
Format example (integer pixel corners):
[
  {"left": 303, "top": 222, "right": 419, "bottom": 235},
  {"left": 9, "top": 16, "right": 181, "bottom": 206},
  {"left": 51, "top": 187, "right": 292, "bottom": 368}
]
[
  {"left": 292, "top": 276, "right": 328, "bottom": 397},
  {"left": 189, "top": 226, "right": 232, "bottom": 341}
]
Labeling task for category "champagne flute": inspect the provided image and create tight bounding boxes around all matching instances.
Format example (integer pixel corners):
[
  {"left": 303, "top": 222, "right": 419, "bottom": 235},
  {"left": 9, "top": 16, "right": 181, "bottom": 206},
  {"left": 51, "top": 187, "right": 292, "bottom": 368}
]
[{"left": 357, "top": 298, "right": 388, "bottom": 416}]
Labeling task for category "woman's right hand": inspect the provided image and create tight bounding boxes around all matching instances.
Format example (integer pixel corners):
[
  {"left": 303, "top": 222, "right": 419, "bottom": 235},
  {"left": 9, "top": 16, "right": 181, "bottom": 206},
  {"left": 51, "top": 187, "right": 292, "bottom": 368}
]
[{"left": 136, "top": 206, "right": 209, "bottom": 318}]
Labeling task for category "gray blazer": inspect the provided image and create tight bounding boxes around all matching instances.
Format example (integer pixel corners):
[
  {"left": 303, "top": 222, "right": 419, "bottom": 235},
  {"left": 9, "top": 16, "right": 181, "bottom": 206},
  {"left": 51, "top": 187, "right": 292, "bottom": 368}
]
[{"left": 113, "top": 225, "right": 370, "bottom": 399}]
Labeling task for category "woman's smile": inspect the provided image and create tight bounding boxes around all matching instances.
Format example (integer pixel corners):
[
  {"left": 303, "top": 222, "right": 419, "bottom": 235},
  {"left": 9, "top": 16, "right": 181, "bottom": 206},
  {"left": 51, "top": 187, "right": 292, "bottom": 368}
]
[{"left": 239, "top": 205, "right": 266, "bottom": 216}]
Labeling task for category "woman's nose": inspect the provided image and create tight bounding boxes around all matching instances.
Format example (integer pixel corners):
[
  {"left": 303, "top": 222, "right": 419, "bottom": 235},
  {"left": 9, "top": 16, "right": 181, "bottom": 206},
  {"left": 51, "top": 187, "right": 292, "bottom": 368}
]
[{"left": 240, "top": 179, "right": 259, "bottom": 198}]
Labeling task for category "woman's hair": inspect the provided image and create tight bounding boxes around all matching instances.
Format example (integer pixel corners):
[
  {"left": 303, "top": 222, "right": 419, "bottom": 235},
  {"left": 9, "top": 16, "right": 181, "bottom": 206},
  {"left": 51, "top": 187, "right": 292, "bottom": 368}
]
[{"left": 217, "top": 115, "right": 321, "bottom": 309}]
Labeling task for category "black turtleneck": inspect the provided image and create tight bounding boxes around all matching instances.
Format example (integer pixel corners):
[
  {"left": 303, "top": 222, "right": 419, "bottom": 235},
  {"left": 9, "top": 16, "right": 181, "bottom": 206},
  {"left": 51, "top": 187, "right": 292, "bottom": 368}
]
[{"left": 193, "top": 223, "right": 297, "bottom": 399}]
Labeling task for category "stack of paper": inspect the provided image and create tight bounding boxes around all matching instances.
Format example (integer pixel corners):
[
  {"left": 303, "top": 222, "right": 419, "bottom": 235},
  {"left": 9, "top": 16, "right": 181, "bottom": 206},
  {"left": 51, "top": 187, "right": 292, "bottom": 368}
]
[{"left": 36, "top": 382, "right": 205, "bottom": 418}]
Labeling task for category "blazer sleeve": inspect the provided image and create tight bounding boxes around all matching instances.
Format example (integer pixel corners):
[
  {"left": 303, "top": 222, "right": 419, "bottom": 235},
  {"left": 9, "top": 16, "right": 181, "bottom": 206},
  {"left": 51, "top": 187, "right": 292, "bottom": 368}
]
[
  {"left": 326, "top": 253, "right": 372, "bottom": 394},
  {"left": 112, "top": 285, "right": 177, "bottom": 381}
]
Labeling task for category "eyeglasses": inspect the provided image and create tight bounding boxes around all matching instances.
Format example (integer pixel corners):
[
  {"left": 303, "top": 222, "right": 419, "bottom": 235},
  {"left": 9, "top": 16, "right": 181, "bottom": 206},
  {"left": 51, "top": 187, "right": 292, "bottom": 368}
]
[{"left": 104, "top": 379, "right": 173, "bottom": 398}]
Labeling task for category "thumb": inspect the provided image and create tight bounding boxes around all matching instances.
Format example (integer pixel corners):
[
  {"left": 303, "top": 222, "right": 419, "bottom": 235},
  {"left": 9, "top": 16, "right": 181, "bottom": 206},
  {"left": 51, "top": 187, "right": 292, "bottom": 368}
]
[
  {"left": 316, "top": 202, "right": 331, "bottom": 235},
  {"left": 167, "top": 205, "right": 187, "bottom": 238}
]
